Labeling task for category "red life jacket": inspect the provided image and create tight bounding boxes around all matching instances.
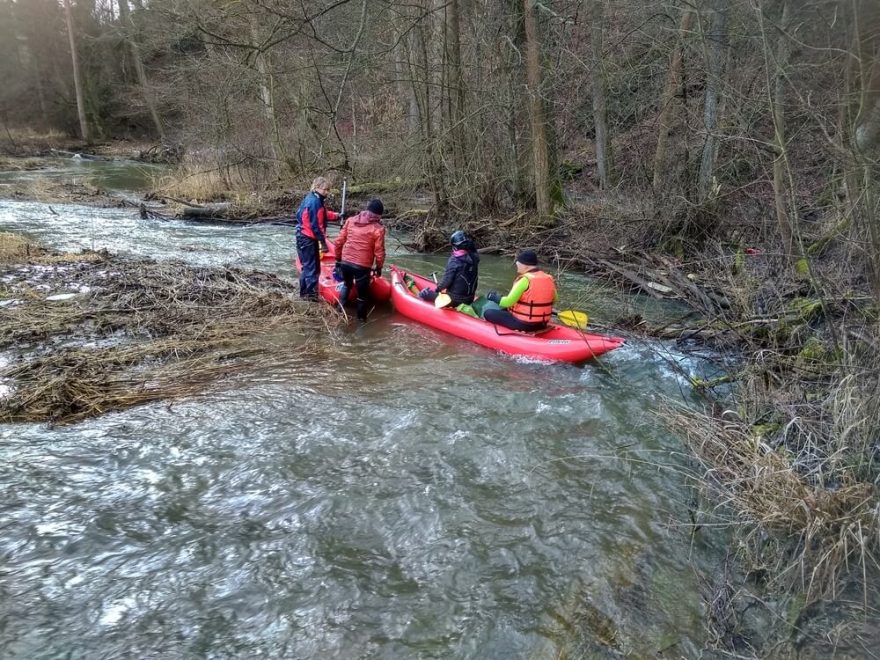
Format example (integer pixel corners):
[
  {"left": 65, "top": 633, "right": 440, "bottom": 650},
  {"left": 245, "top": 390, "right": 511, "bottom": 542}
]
[{"left": 511, "top": 270, "right": 555, "bottom": 324}]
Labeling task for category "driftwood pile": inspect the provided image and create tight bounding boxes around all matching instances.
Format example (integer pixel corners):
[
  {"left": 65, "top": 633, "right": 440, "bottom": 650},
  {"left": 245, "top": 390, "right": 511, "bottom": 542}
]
[{"left": 0, "top": 250, "right": 334, "bottom": 423}]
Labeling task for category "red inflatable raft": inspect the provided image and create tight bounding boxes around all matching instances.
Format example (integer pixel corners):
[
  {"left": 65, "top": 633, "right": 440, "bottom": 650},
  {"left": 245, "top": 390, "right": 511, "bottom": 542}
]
[
  {"left": 296, "top": 243, "right": 391, "bottom": 306},
  {"left": 390, "top": 267, "right": 625, "bottom": 363}
]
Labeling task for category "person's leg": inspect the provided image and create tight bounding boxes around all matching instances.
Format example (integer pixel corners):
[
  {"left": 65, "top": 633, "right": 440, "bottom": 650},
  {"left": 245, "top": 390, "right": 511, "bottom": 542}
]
[
  {"left": 297, "top": 235, "right": 319, "bottom": 299},
  {"left": 353, "top": 265, "right": 373, "bottom": 321},
  {"left": 337, "top": 263, "right": 355, "bottom": 307},
  {"left": 483, "top": 308, "right": 545, "bottom": 331}
]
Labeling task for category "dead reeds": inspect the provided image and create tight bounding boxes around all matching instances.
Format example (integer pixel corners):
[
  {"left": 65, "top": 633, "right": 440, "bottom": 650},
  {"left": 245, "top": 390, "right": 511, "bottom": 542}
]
[
  {"left": 665, "top": 352, "right": 880, "bottom": 603},
  {"left": 0, "top": 249, "right": 336, "bottom": 423}
]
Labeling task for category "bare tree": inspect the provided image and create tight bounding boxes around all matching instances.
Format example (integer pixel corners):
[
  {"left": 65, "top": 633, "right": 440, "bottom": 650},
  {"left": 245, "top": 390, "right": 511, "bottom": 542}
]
[
  {"left": 117, "top": 0, "right": 164, "bottom": 141},
  {"left": 653, "top": 4, "right": 694, "bottom": 193},
  {"left": 590, "top": 0, "right": 611, "bottom": 189},
  {"left": 758, "top": 0, "right": 799, "bottom": 261},
  {"left": 697, "top": 0, "right": 728, "bottom": 202},
  {"left": 63, "top": 0, "right": 89, "bottom": 143},
  {"left": 523, "top": 0, "right": 551, "bottom": 218}
]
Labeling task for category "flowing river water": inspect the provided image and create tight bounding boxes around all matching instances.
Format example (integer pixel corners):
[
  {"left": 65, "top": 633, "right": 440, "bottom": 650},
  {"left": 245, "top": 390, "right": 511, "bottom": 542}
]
[{"left": 0, "top": 162, "right": 727, "bottom": 658}]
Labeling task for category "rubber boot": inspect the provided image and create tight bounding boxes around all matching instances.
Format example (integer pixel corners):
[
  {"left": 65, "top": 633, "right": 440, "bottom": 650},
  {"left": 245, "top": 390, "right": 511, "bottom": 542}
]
[
  {"left": 337, "top": 284, "right": 350, "bottom": 310},
  {"left": 356, "top": 296, "right": 369, "bottom": 322}
]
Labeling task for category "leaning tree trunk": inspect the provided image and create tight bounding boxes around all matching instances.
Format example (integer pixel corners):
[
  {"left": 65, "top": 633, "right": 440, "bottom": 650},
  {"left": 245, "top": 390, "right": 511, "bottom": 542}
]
[
  {"left": 63, "top": 0, "right": 89, "bottom": 143},
  {"left": 523, "top": 0, "right": 551, "bottom": 219}
]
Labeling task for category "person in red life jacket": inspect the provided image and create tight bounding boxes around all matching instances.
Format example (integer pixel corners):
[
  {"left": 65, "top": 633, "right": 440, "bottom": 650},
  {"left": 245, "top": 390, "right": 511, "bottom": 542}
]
[
  {"left": 334, "top": 198, "right": 386, "bottom": 321},
  {"left": 481, "top": 249, "right": 558, "bottom": 331},
  {"left": 418, "top": 230, "right": 480, "bottom": 308},
  {"left": 295, "top": 176, "right": 350, "bottom": 300}
]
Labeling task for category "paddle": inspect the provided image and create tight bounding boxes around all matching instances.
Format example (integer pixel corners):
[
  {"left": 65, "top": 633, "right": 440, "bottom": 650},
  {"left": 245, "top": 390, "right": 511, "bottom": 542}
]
[
  {"left": 554, "top": 309, "right": 589, "bottom": 329},
  {"left": 434, "top": 292, "right": 453, "bottom": 308},
  {"left": 339, "top": 177, "right": 347, "bottom": 218}
]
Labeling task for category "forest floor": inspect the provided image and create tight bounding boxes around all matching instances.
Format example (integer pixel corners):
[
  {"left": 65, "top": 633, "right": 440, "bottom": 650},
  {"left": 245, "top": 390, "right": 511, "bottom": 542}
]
[{"left": 2, "top": 139, "right": 879, "bottom": 657}]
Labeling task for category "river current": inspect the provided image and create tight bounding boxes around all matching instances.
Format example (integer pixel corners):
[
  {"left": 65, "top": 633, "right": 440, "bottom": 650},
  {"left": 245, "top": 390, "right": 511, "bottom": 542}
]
[{"left": 0, "top": 169, "right": 724, "bottom": 658}]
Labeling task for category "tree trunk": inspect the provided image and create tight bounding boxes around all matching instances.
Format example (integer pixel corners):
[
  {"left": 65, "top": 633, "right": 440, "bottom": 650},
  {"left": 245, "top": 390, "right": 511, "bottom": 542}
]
[
  {"left": 590, "top": 0, "right": 611, "bottom": 189},
  {"left": 117, "top": 0, "right": 164, "bottom": 141},
  {"left": 854, "top": 1, "right": 880, "bottom": 152},
  {"left": 249, "top": 19, "right": 286, "bottom": 171},
  {"left": 523, "top": 0, "right": 551, "bottom": 219},
  {"left": 446, "top": 0, "right": 466, "bottom": 172},
  {"left": 414, "top": 0, "right": 446, "bottom": 212},
  {"left": 63, "top": 0, "right": 89, "bottom": 143},
  {"left": 653, "top": 7, "right": 694, "bottom": 193},
  {"left": 849, "top": 0, "right": 880, "bottom": 295},
  {"left": 395, "top": 37, "right": 420, "bottom": 137},
  {"left": 697, "top": 0, "right": 728, "bottom": 202},
  {"left": 764, "top": 1, "right": 797, "bottom": 259}
]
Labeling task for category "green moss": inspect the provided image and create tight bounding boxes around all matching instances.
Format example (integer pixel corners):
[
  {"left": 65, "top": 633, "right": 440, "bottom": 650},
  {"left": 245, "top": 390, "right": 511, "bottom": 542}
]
[
  {"left": 786, "top": 593, "right": 806, "bottom": 630},
  {"left": 348, "top": 178, "right": 420, "bottom": 194},
  {"left": 797, "top": 336, "right": 825, "bottom": 362},
  {"left": 733, "top": 247, "right": 744, "bottom": 274},
  {"left": 558, "top": 160, "right": 584, "bottom": 181},
  {"left": 790, "top": 298, "right": 823, "bottom": 322},
  {"left": 751, "top": 423, "right": 780, "bottom": 440},
  {"left": 794, "top": 258, "right": 810, "bottom": 276}
]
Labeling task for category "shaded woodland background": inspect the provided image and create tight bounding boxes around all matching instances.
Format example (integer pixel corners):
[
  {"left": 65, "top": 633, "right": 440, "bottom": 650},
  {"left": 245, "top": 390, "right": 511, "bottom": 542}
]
[{"left": 2, "top": 0, "right": 879, "bottom": 268}]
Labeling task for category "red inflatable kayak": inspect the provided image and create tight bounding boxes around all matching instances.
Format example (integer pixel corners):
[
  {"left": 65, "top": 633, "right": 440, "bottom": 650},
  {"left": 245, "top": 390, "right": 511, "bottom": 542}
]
[
  {"left": 390, "top": 267, "right": 625, "bottom": 363},
  {"left": 296, "top": 243, "right": 391, "bottom": 305}
]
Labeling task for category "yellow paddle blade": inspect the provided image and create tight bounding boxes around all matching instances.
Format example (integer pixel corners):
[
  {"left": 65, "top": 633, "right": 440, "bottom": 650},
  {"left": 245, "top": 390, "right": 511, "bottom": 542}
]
[
  {"left": 434, "top": 292, "right": 453, "bottom": 308},
  {"left": 556, "top": 309, "right": 589, "bottom": 329}
]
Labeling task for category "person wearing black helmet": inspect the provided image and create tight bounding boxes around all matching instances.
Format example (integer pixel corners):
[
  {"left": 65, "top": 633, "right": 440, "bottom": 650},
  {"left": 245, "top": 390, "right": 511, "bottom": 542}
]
[{"left": 418, "top": 230, "right": 480, "bottom": 309}]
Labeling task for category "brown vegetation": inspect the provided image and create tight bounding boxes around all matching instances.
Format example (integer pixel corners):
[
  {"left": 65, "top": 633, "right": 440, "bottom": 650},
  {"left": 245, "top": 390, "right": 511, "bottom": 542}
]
[{"left": 0, "top": 245, "right": 336, "bottom": 424}]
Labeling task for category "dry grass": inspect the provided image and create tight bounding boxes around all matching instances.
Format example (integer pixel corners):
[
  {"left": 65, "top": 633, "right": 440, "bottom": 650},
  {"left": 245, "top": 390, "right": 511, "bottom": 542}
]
[
  {"left": 0, "top": 231, "right": 44, "bottom": 262},
  {"left": 0, "top": 247, "right": 338, "bottom": 423},
  {"left": 1, "top": 128, "right": 69, "bottom": 152},
  {"left": 664, "top": 341, "right": 880, "bottom": 602}
]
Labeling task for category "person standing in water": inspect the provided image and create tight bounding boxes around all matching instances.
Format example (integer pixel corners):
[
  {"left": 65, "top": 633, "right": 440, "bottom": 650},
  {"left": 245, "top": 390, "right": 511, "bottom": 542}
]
[
  {"left": 295, "top": 176, "right": 350, "bottom": 300},
  {"left": 334, "top": 198, "right": 386, "bottom": 321}
]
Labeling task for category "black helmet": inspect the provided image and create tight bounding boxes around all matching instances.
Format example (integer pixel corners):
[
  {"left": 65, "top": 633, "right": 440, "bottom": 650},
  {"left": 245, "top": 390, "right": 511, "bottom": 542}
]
[{"left": 450, "top": 230, "right": 468, "bottom": 247}]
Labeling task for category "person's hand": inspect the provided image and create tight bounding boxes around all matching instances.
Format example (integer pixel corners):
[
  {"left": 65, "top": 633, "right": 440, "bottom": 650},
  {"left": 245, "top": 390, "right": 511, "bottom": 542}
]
[
  {"left": 372, "top": 266, "right": 382, "bottom": 277},
  {"left": 320, "top": 241, "right": 329, "bottom": 254},
  {"left": 486, "top": 290, "right": 501, "bottom": 304}
]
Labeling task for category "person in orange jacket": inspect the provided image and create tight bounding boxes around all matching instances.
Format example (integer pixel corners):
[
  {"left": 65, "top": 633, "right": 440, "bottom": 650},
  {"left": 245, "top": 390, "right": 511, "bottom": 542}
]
[
  {"left": 482, "top": 249, "right": 558, "bottom": 331},
  {"left": 334, "top": 198, "right": 386, "bottom": 321}
]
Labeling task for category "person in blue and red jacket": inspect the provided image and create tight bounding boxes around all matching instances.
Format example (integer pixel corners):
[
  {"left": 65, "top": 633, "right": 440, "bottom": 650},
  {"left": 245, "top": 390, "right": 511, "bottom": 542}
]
[{"left": 295, "top": 176, "right": 351, "bottom": 300}]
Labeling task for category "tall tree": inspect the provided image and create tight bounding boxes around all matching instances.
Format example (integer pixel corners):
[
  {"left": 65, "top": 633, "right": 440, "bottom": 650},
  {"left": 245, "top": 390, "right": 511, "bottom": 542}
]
[
  {"left": 759, "top": 0, "right": 798, "bottom": 261},
  {"left": 653, "top": 5, "right": 694, "bottom": 193},
  {"left": 63, "top": 0, "right": 89, "bottom": 143},
  {"left": 590, "top": 0, "right": 611, "bottom": 189},
  {"left": 696, "top": 0, "right": 728, "bottom": 202},
  {"left": 523, "top": 0, "right": 551, "bottom": 218},
  {"left": 117, "top": 0, "right": 164, "bottom": 141}
]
